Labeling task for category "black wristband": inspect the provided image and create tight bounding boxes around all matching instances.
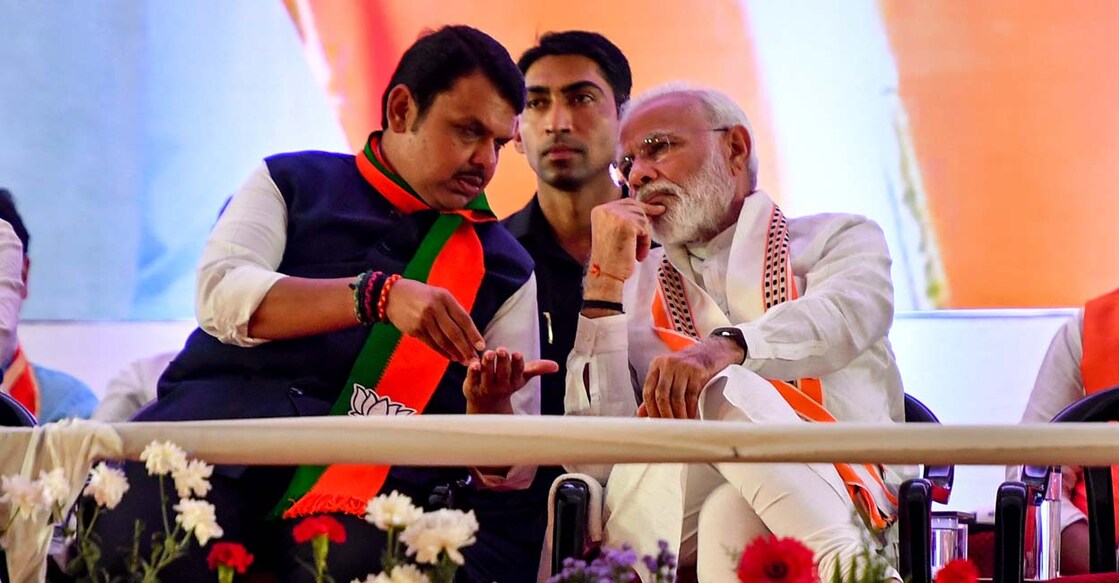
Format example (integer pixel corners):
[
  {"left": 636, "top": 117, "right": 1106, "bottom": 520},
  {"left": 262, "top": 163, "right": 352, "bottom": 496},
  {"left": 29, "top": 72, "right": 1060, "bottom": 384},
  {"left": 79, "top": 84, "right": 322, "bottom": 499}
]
[
  {"left": 582, "top": 299, "right": 624, "bottom": 313},
  {"left": 711, "top": 327, "right": 748, "bottom": 359},
  {"left": 349, "top": 270, "right": 374, "bottom": 325}
]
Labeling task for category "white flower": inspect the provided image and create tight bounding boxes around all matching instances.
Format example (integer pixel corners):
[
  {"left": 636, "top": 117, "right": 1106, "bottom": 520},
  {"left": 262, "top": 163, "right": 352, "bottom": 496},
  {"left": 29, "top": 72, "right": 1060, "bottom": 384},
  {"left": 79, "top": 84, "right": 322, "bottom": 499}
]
[
  {"left": 0, "top": 474, "right": 49, "bottom": 517},
  {"left": 352, "top": 576, "right": 391, "bottom": 583},
  {"left": 399, "top": 508, "right": 478, "bottom": 565},
  {"left": 84, "top": 462, "right": 130, "bottom": 509},
  {"left": 174, "top": 498, "right": 223, "bottom": 545},
  {"left": 352, "top": 565, "right": 430, "bottom": 583},
  {"left": 37, "top": 468, "right": 70, "bottom": 506},
  {"left": 139, "top": 441, "right": 187, "bottom": 476},
  {"left": 386, "top": 565, "right": 431, "bottom": 583},
  {"left": 365, "top": 490, "right": 423, "bottom": 531},
  {"left": 172, "top": 459, "right": 213, "bottom": 499}
]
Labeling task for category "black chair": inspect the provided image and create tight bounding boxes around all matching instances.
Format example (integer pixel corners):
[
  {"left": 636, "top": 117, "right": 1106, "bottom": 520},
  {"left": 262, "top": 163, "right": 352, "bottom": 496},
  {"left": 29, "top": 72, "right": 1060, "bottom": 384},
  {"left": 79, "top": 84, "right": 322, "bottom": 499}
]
[
  {"left": 0, "top": 391, "right": 36, "bottom": 427},
  {"left": 550, "top": 394, "right": 956, "bottom": 579},
  {"left": 995, "top": 385, "right": 1119, "bottom": 578},
  {"left": 993, "top": 481, "right": 1028, "bottom": 583},
  {"left": 551, "top": 478, "right": 594, "bottom": 573},
  {"left": 896, "top": 394, "right": 958, "bottom": 583}
]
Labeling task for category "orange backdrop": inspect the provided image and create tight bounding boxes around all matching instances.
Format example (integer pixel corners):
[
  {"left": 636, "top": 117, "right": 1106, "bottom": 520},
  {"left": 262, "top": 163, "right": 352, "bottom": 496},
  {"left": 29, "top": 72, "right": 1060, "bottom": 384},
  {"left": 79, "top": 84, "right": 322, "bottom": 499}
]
[
  {"left": 283, "top": 0, "right": 782, "bottom": 218},
  {"left": 285, "top": 0, "right": 1119, "bottom": 308},
  {"left": 880, "top": 0, "right": 1119, "bottom": 307}
]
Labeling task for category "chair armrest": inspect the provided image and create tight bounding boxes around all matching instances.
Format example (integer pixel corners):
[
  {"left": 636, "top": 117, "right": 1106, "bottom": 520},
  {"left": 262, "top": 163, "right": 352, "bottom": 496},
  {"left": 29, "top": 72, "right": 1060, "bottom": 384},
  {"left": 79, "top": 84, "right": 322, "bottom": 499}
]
[
  {"left": 904, "top": 394, "right": 953, "bottom": 504},
  {"left": 925, "top": 464, "right": 954, "bottom": 505},
  {"left": 994, "top": 481, "right": 1027, "bottom": 583},
  {"left": 898, "top": 478, "right": 933, "bottom": 583},
  {"left": 1084, "top": 465, "right": 1117, "bottom": 573},
  {"left": 549, "top": 473, "right": 604, "bottom": 575},
  {"left": 1046, "top": 386, "right": 1119, "bottom": 573}
]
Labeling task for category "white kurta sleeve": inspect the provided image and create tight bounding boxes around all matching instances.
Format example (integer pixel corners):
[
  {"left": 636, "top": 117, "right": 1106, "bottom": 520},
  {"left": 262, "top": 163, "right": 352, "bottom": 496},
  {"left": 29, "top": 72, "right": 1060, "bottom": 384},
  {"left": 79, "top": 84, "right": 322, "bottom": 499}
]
[
  {"left": 1020, "top": 312, "right": 1085, "bottom": 424},
  {"left": 195, "top": 163, "right": 288, "bottom": 347},
  {"left": 471, "top": 274, "right": 541, "bottom": 490},
  {"left": 563, "top": 313, "right": 635, "bottom": 482},
  {"left": 565, "top": 314, "right": 637, "bottom": 418},
  {"left": 0, "top": 220, "right": 24, "bottom": 366},
  {"left": 735, "top": 216, "right": 894, "bottom": 380},
  {"left": 1007, "top": 312, "right": 1087, "bottom": 529}
]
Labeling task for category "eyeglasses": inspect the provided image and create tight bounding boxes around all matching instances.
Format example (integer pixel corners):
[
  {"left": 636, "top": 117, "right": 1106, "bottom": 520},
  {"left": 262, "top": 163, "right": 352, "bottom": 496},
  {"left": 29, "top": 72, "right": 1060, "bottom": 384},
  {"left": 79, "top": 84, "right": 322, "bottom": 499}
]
[{"left": 618, "top": 127, "right": 730, "bottom": 179}]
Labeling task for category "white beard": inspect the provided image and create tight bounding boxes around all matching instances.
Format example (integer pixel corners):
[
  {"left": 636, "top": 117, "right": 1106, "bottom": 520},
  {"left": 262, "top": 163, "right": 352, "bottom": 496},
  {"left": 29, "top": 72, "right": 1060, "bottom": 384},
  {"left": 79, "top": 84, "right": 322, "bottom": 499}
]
[{"left": 636, "top": 154, "right": 735, "bottom": 246}]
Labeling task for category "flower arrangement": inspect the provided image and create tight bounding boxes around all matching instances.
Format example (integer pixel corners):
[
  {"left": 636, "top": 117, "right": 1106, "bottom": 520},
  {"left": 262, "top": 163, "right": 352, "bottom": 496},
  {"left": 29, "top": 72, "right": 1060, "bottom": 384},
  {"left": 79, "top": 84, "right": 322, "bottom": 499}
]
[
  {"left": 545, "top": 534, "right": 979, "bottom": 583},
  {"left": 547, "top": 540, "right": 677, "bottom": 583},
  {"left": 1, "top": 447, "right": 982, "bottom": 583},
  {"left": 0, "top": 468, "right": 73, "bottom": 543},
  {"left": 351, "top": 490, "right": 480, "bottom": 583},
  {"left": 1, "top": 447, "right": 481, "bottom": 582},
  {"left": 293, "top": 515, "right": 348, "bottom": 582},
  {"left": 735, "top": 535, "right": 978, "bottom": 583},
  {"left": 737, "top": 536, "right": 818, "bottom": 583},
  {"left": 207, "top": 542, "right": 255, "bottom": 583},
  {"left": 0, "top": 439, "right": 236, "bottom": 582},
  {"left": 71, "top": 440, "right": 228, "bottom": 582}
]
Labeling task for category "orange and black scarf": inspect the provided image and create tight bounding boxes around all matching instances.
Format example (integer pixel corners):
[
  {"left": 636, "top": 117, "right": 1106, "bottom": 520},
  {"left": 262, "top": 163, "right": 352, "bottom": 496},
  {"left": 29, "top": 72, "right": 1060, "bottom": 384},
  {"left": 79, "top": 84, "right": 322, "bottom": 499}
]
[{"left": 650, "top": 203, "right": 896, "bottom": 531}]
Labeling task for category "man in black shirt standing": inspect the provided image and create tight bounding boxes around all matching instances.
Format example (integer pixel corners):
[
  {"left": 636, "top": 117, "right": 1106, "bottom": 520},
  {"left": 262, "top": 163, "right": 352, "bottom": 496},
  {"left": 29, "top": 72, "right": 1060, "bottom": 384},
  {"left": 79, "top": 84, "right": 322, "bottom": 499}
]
[
  {"left": 504, "top": 31, "right": 632, "bottom": 418},
  {"left": 502, "top": 32, "right": 631, "bottom": 573}
]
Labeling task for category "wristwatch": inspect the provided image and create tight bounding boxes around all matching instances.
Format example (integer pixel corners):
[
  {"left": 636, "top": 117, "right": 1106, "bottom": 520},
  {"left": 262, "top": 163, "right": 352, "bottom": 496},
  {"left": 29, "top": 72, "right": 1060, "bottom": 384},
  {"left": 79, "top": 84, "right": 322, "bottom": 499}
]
[{"left": 711, "top": 327, "right": 748, "bottom": 360}]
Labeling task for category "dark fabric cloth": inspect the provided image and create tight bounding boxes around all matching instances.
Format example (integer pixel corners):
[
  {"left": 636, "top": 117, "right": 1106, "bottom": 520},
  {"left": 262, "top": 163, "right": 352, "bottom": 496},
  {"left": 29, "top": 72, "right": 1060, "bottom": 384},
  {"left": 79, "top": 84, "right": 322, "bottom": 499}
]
[
  {"left": 502, "top": 195, "right": 585, "bottom": 419},
  {"left": 95, "top": 151, "right": 541, "bottom": 581},
  {"left": 502, "top": 195, "right": 591, "bottom": 575}
]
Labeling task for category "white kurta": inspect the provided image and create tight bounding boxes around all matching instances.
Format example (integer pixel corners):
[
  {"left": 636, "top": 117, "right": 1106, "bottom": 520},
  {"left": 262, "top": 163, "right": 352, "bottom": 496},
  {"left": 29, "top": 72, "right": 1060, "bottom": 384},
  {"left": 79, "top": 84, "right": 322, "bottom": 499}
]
[{"left": 565, "top": 191, "right": 905, "bottom": 579}]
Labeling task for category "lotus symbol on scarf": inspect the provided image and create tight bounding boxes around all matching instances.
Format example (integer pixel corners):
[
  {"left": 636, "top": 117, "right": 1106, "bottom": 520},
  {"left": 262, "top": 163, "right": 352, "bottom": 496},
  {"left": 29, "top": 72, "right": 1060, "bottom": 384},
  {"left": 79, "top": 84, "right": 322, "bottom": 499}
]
[{"left": 349, "top": 384, "right": 417, "bottom": 417}]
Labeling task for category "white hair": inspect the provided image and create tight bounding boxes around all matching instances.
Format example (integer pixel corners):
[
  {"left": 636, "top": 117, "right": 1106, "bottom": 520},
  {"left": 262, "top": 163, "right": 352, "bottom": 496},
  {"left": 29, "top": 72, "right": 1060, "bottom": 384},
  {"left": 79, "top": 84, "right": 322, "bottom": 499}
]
[{"left": 621, "top": 82, "right": 759, "bottom": 188}]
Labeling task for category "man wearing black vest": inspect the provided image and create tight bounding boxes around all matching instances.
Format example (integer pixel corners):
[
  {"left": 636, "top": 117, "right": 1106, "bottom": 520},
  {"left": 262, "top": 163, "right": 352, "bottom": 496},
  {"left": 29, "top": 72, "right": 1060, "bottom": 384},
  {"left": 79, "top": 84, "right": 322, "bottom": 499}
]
[{"left": 93, "top": 26, "right": 555, "bottom": 582}]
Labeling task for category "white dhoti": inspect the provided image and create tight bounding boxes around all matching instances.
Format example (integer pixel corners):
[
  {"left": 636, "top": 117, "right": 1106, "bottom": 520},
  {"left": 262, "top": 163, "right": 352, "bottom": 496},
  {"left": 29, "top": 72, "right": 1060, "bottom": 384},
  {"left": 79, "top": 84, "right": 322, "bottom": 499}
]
[{"left": 602, "top": 368, "right": 898, "bottom": 581}]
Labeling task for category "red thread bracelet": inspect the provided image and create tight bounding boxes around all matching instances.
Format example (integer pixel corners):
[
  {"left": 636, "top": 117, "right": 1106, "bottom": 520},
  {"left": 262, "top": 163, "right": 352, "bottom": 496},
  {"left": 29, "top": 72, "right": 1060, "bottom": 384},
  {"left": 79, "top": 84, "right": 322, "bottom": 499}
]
[
  {"left": 378, "top": 274, "right": 402, "bottom": 323},
  {"left": 589, "top": 263, "right": 626, "bottom": 283}
]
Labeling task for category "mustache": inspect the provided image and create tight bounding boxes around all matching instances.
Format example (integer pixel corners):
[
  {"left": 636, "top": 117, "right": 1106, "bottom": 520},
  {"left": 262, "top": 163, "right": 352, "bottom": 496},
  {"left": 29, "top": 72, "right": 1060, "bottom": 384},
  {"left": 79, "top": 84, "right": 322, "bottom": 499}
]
[
  {"left": 542, "top": 136, "right": 584, "bottom": 153},
  {"left": 453, "top": 168, "right": 486, "bottom": 181},
  {"left": 634, "top": 180, "right": 685, "bottom": 203}
]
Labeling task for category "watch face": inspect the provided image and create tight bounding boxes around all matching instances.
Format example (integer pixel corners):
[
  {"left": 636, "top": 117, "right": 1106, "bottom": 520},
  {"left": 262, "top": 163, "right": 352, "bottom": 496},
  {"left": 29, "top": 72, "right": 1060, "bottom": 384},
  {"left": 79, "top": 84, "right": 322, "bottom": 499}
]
[{"left": 715, "top": 329, "right": 747, "bottom": 352}]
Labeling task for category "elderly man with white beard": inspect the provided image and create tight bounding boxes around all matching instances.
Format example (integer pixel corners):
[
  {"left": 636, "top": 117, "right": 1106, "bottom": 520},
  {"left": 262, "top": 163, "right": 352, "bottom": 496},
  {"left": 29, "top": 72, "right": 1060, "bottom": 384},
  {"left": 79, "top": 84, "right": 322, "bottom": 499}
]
[{"left": 564, "top": 84, "right": 906, "bottom": 581}]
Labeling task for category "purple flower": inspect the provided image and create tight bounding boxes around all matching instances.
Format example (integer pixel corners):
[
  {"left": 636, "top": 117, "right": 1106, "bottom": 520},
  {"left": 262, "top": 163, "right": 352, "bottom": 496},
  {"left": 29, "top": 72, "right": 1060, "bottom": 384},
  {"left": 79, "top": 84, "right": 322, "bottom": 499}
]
[
  {"left": 641, "top": 540, "right": 678, "bottom": 583},
  {"left": 548, "top": 540, "right": 677, "bottom": 583}
]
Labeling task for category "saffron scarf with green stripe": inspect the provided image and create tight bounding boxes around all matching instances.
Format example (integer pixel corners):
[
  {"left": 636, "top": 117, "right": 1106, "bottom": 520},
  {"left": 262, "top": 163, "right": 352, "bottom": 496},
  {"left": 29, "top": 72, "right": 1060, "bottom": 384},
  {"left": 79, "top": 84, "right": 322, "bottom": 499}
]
[{"left": 276, "top": 133, "right": 495, "bottom": 518}]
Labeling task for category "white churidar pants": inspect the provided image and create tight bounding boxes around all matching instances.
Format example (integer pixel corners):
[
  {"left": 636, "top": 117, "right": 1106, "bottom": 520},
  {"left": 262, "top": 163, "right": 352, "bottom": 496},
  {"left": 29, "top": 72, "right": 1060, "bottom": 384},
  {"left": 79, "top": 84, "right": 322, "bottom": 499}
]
[{"left": 602, "top": 367, "right": 892, "bottom": 582}]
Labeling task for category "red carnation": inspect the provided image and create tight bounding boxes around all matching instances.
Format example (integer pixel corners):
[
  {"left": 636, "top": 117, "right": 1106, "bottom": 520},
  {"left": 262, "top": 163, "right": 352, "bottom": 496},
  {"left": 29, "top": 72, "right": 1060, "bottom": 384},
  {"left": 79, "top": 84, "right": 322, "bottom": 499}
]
[
  {"left": 738, "top": 536, "right": 819, "bottom": 583},
  {"left": 207, "top": 542, "right": 254, "bottom": 573},
  {"left": 935, "top": 559, "right": 978, "bottom": 583},
  {"left": 292, "top": 515, "right": 347, "bottom": 544}
]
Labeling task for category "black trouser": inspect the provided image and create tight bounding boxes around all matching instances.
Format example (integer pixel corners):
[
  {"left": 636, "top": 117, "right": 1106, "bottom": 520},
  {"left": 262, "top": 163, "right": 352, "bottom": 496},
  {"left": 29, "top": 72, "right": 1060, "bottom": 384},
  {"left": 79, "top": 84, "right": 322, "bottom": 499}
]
[{"left": 88, "top": 462, "right": 551, "bottom": 582}]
